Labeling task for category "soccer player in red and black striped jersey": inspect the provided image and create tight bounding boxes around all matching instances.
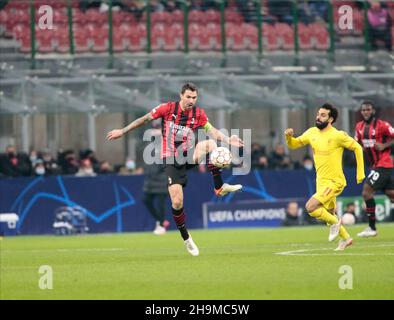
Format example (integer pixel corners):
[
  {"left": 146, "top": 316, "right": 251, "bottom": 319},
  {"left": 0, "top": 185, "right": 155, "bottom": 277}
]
[
  {"left": 107, "top": 83, "right": 244, "bottom": 256},
  {"left": 355, "top": 101, "right": 394, "bottom": 237}
]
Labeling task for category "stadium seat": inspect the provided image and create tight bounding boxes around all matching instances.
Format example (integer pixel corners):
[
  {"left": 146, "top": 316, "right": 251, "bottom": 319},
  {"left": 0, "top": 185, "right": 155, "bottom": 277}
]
[
  {"left": 225, "top": 9, "right": 243, "bottom": 25},
  {"left": 55, "top": 30, "right": 70, "bottom": 53},
  {"left": 275, "top": 23, "right": 294, "bottom": 50},
  {"left": 73, "top": 30, "right": 90, "bottom": 53},
  {"left": 241, "top": 23, "right": 258, "bottom": 50},
  {"left": 37, "top": 30, "right": 55, "bottom": 53},
  {"left": 188, "top": 10, "right": 206, "bottom": 24},
  {"left": 19, "top": 35, "right": 33, "bottom": 53},
  {"left": 151, "top": 11, "right": 172, "bottom": 25},
  {"left": 112, "top": 33, "right": 126, "bottom": 53},
  {"left": 205, "top": 9, "right": 220, "bottom": 23},
  {"left": 262, "top": 23, "right": 280, "bottom": 51},
  {"left": 298, "top": 23, "right": 314, "bottom": 50},
  {"left": 170, "top": 9, "right": 184, "bottom": 22},
  {"left": 311, "top": 23, "right": 330, "bottom": 50},
  {"left": 226, "top": 23, "right": 246, "bottom": 51}
]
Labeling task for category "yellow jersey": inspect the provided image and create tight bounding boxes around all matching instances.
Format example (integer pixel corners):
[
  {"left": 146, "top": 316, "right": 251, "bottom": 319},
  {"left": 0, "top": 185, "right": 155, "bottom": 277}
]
[{"left": 286, "top": 126, "right": 365, "bottom": 186}]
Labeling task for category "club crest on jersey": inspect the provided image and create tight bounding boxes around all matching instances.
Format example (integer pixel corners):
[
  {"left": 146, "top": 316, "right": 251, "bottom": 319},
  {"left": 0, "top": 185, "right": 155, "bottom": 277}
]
[
  {"left": 172, "top": 114, "right": 177, "bottom": 120},
  {"left": 191, "top": 118, "right": 195, "bottom": 125}
]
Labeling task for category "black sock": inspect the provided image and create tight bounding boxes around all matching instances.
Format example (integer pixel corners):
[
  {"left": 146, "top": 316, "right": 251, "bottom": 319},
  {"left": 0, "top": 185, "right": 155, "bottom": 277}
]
[
  {"left": 365, "top": 198, "right": 376, "bottom": 230},
  {"left": 207, "top": 156, "right": 223, "bottom": 189},
  {"left": 172, "top": 207, "right": 189, "bottom": 240}
]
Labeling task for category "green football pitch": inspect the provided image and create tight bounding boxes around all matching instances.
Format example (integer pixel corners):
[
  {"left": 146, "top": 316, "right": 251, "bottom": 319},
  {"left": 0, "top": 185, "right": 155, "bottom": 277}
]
[{"left": 1, "top": 224, "right": 394, "bottom": 300}]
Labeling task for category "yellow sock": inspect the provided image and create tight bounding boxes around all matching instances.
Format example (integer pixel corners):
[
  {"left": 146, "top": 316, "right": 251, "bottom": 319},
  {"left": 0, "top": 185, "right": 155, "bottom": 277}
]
[
  {"left": 339, "top": 226, "right": 350, "bottom": 240},
  {"left": 309, "top": 207, "right": 338, "bottom": 225}
]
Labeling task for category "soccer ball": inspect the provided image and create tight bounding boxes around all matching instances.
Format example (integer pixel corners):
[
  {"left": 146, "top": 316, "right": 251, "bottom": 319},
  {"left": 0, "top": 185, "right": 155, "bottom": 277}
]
[
  {"left": 210, "top": 147, "right": 232, "bottom": 168},
  {"left": 342, "top": 213, "right": 356, "bottom": 226}
]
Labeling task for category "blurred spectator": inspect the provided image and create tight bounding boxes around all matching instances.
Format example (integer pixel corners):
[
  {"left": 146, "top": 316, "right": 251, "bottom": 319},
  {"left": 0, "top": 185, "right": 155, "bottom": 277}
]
[
  {"left": 344, "top": 202, "right": 356, "bottom": 217},
  {"left": 268, "top": 144, "right": 292, "bottom": 169},
  {"left": 98, "top": 161, "right": 114, "bottom": 174},
  {"left": 29, "top": 149, "right": 39, "bottom": 167},
  {"left": 75, "top": 158, "right": 97, "bottom": 177},
  {"left": 283, "top": 201, "right": 301, "bottom": 226},
  {"left": 59, "top": 150, "right": 79, "bottom": 175},
  {"left": 118, "top": 158, "right": 137, "bottom": 175},
  {"left": 41, "top": 149, "right": 61, "bottom": 175},
  {"left": 303, "top": 155, "right": 314, "bottom": 171},
  {"left": 150, "top": 0, "right": 165, "bottom": 12},
  {"left": 367, "top": 1, "right": 392, "bottom": 51},
  {"left": 79, "top": 0, "right": 103, "bottom": 11},
  {"left": 268, "top": 0, "right": 293, "bottom": 24},
  {"left": 0, "top": 145, "right": 31, "bottom": 177},
  {"left": 237, "top": 0, "right": 275, "bottom": 24},
  {"left": 80, "top": 149, "right": 100, "bottom": 173},
  {"left": 251, "top": 143, "right": 268, "bottom": 170},
  {"left": 297, "top": 0, "right": 317, "bottom": 24},
  {"left": 33, "top": 159, "right": 46, "bottom": 177},
  {"left": 309, "top": 0, "right": 329, "bottom": 21}
]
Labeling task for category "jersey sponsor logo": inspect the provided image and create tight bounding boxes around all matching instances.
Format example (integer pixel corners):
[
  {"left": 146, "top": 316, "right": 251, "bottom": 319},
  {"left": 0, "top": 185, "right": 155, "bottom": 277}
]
[
  {"left": 168, "top": 121, "right": 193, "bottom": 134},
  {"left": 362, "top": 139, "right": 375, "bottom": 148}
]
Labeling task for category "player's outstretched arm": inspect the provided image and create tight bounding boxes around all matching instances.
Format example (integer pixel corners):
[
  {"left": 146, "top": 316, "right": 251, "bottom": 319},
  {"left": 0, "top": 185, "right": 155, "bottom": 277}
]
[
  {"left": 206, "top": 125, "right": 244, "bottom": 147},
  {"left": 353, "top": 142, "right": 365, "bottom": 184},
  {"left": 107, "top": 112, "right": 154, "bottom": 140},
  {"left": 284, "top": 128, "right": 306, "bottom": 149}
]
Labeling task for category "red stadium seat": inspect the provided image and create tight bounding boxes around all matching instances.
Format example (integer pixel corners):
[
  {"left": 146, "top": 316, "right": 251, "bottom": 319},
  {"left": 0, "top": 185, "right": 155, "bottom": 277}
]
[
  {"left": 225, "top": 9, "right": 243, "bottom": 25},
  {"left": 19, "top": 35, "right": 33, "bottom": 53},
  {"left": 151, "top": 11, "right": 172, "bottom": 24},
  {"left": 74, "top": 30, "right": 90, "bottom": 53},
  {"left": 298, "top": 23, "right": 313, "bottom": 50},
  {"left": 188, "top": 10, "right": 206, "bottom": 24},
  {"left": 241, "top": 23, "right": 258, "bottom": 50},
  {"left": 311, "top": 23, "right": 330, "bottom": 50},
  {"left": 55, "top": 28, "right": 70, "bottom": 53},
  {"left": 112, "top": 33, "right": 126, "bottom": 53},
  {"left": 170, "top": 10, "right": 184, "bottom": 23},
  {"left": 275, "top": 23, "right": 294, "bottom": 50},
  {"left": 262, "top": 23, "right": 280, "bottom": 51},
  {"left": 205, "top": 9, "right": 220, "bottom": 23}
]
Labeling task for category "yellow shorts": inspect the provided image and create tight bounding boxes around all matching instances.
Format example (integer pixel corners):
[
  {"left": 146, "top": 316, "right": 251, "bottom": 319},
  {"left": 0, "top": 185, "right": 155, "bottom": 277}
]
[{"left": 313, "top": 180, "right": 344, "bottom": 211}]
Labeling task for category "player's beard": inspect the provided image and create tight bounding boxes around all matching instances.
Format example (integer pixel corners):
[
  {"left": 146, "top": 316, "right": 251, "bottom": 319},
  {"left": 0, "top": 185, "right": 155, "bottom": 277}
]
[
  {"left": 364, "top": 115, "right": 375, "bottom": 124},
  {"left": 316, "top": 120, "right": 329, "bottom": 130}
]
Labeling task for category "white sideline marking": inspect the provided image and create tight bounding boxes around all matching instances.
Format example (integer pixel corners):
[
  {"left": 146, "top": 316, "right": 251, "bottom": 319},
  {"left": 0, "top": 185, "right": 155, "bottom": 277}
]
[{"left": 275, "top": 243, "right": 394, "bottom": 256}]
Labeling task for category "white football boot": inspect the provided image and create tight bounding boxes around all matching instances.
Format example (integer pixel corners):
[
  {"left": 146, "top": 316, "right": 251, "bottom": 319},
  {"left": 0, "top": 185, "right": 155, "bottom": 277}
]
[
  {"left": 184, "top": 236, "right": 199, "bottom": 256},
  {"left": 215, "top": 183, "right": 242, "bottom": 197},
  {"left": 334, "top": 238, "right": 353, "bottom": 251},
  {"left": 153, "top": 223, "right": 166, "bottom": 235},
  {"left": 357, "top": 227, "right": 377, "bottom": 238}
]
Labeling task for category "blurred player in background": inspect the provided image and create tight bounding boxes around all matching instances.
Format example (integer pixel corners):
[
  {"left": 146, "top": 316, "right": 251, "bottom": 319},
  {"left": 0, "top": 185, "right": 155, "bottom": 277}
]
[
  {"left": 107, "top": 83, "right": 243, "bottom": 256},
  {"left": 355, "top": 101, "right": 394, "bottom": 238},
  {"left": 285, "top": 103, "right": 365, "bottom": 251}
]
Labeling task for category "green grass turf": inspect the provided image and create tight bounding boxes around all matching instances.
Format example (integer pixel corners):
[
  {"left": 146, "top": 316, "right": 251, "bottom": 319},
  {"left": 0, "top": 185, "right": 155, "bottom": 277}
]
[{"left": 1, "top": 224, "right": 394, "bottom": 300}]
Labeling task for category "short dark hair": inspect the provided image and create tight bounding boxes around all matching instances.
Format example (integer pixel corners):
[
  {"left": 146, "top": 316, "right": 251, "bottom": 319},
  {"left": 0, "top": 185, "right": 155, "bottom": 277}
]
[
  {"left": 361, "top": 100, "right": 375, "bottom": 109},
  {"left": 321, "top": 103, "right": 338, "bottom": 123},
  {"left": 181, "top": 82, "right": 198, "bottom": 94}
]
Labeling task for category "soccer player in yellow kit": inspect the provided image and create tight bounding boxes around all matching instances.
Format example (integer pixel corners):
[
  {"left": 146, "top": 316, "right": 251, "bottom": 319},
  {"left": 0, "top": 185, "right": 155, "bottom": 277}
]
[{"left": 285, "top": 104, "right": 365, "bottom": 251}]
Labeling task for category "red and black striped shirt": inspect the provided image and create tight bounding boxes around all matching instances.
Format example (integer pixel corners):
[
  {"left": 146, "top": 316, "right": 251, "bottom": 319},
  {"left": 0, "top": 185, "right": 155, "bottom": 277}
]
[
  {"left": 150, "top": 101, "right": 208, "bottom": 158},
  {"left": 355, "top": 118, "right": 394, "bottom": 169}
]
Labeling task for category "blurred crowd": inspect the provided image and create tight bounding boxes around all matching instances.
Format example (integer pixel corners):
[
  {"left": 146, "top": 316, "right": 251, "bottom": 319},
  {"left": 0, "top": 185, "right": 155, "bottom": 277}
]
[
  {"left": 0, "top": 145, "right": 144, "bottom": 178},
  {"left": 0, "top": 140, "right": 367, "bottom": 179}
]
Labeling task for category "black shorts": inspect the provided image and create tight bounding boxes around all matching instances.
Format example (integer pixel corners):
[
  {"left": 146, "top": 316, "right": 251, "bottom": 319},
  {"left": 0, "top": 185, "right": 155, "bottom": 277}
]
[
  {"left": 366, "top": 168, "right": 394, "bottom": 191},
  {"left": 165, "top": 162, "right": 198, "bottom": 187}
]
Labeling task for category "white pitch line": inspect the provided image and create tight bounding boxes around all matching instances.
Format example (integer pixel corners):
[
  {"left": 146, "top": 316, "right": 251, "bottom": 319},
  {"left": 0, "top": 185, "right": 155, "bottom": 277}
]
[{"left": 275, "top": 243, "right": 394, "bottom": 256}]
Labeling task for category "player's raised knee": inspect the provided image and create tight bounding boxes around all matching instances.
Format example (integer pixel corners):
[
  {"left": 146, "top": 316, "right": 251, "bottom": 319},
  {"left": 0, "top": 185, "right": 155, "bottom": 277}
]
[{"left": 172, "top": 199, "right": 183, "bottom": 210}]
